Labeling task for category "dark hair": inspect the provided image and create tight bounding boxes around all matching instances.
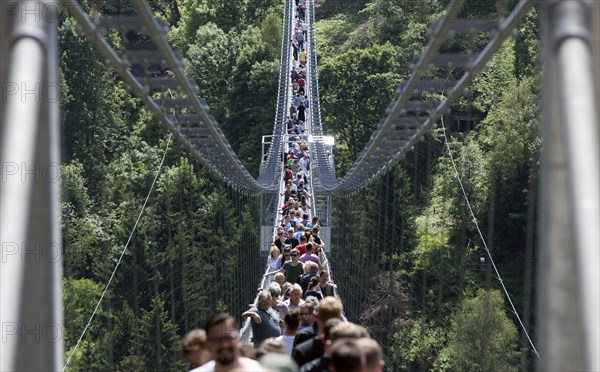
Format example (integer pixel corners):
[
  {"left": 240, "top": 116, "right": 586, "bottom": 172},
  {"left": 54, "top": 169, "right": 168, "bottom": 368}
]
[
  {"left": 331, "top": 340, "right": 363, "bottom": 372},
  {"left": 204, "top": 313, "right": 237, "bottom": 335},
  {"left": 308, "top": 276, "right": 319, "bottom": 289},
  {"left": 181, "top": 329, "right": 206, "bottom": 356},
  {"left": 284, "top": 311, "right": 301, "bottom": 331},
  {"left": 323, "top": 318, "right": 343, "bottom": 341}
]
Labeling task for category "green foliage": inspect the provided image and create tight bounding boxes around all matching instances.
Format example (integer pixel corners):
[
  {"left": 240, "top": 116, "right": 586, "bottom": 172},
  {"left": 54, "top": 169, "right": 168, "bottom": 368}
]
[
  {"left": 60, "top": 3, "right": 267, "bottom": 368},
  {"left": 391, "top": 318, "right": 448, "bottom": 370},
  {"left": 61, "top": 161, "right": 91, "bottom": 217},
  {"left": 180, "top": 19, "right": 279, "bottom": 174},
  {"left": 514, "top": 7, "right": 540, "bottom": 80},
  {"left": 472, "top": 40, "right": 517, "bottom": 113},
  {"left": 320, "top": 43, "right": 404, "bottom": 164},
  {"left": 260, "top": 12, "right": 283, "bottom": 58},
  {"left": 437, "top": 289, "right": 520, "bottom": 371},
  {"left": 360, "top": 0, "right": 442, "bottom": 44},
  {"left": 57, "top": 0, "right": 542, "bottom": 369},
  {"left": 63, "top": 278, "right": 110, "bottom": 371},
  {"left": 134, "top": 296, "right": 181, "bottom": 370}
]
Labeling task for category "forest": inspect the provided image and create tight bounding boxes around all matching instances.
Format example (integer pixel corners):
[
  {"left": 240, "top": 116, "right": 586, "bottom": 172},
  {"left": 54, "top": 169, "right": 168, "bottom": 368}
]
[{"left": 59, "top": 0, "right": 541, "bottom": 370}]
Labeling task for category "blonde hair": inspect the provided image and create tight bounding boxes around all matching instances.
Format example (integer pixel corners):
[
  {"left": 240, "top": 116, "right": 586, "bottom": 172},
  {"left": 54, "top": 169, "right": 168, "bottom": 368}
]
[{"left": 269, "top": 245, "right": 281, "bottom": 257}]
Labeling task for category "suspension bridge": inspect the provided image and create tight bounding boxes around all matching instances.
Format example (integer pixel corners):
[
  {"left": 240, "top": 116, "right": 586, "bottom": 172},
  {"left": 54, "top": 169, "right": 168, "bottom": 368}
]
[{"left": 1, "top": 0, "right": 598, "bottom": 370}]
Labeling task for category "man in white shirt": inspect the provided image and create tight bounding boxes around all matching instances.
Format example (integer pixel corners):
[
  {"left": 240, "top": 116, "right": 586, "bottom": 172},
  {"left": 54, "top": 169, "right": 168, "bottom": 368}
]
[
  {"left": 191, "top": 313, "right": 267, "bottom": 372},
  {"left": 283, "top": 284, "right": 305, "bottom": 312}
]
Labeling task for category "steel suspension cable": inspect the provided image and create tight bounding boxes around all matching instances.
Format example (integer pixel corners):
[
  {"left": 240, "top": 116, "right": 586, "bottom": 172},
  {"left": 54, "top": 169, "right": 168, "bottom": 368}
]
[
  {"left": 63, "top": 133, "right": 172, "bottom": 370},
  {"left": 439, "top": 115, "right": 540, "bottom": 359}
]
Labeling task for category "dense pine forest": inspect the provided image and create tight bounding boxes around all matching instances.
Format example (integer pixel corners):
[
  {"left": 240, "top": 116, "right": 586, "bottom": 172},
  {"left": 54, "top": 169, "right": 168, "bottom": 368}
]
[{"left": 60, "top": 0, "right": 541, "bottom": 370}]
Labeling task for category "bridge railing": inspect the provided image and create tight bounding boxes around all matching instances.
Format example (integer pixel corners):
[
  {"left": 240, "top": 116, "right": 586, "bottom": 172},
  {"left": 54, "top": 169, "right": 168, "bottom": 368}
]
[
  {"left": 241, "top": 0, "right": 338, "bottom": 344},
  {"left": 257, "top": 0, "right": 294, "bottom": 188}
]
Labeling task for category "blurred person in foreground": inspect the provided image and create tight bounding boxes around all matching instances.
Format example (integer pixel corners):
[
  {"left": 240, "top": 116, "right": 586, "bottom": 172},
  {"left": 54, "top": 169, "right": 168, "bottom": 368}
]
[
  {"left": 190, "top": 313, "right": 267, "bottom": 372},
  {"left": 181, "top": 329, "right": 212, "bottom": 369},
  {"left": 356, "top": 337, "right": 384, "bottom": 372}
]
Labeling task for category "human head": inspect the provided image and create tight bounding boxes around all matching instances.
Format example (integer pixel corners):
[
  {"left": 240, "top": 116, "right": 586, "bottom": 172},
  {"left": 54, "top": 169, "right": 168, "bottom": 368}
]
[
  {"left": 305, "top": 261, "right": 319, "bottom": 273},
  {"left": 290, "top": 248, "right": 300, "bottom": 261},
  {"left": 319, "top": 270, "right": 329, "bottom": 283},
  {"left": 258, "top": 338, "right": 286, "bottom": 356},
  {"left": 204, "top": 313, "right": 240, "bottom": 367},
  {"left": 302, "top": 261, "right": 311, "bottom": 275},
  {"left": 281, "top": 249, "right": 291, "bottom": 262},
  {"left": 321, "top": 318, "right": 343, "bottom": 342},
  {"left": 325, "top": 323, "right": 369, "bottom": 361},
  {"left": 300, "top": 296, "right": 319, "bottom": 325},
  {"left": 275, "top": 272, "right": 286, "bottom": 286},
  {"left": 289, "top": 284, "right": 303, "bottom": 306},
  {"left": 306, "top": 243, "right": 313, "bottom": 253},
  {"left": 308, "top": 276, "right": 319, "bottom": 291},
  {"left": 268, "top": 282, "right": 282, "bottom": 299},
  {"left": 356, "top": 338, "right": 384, "bottom": 372},
  {"left": 181, "top": 329, "right": 211, "bottom": 368},
  {"left": 330, "top": 323, "right": 369, "bottom": 343},
  {"left": 270, "top": 245, "right": 281, "bottom": 258},
  {"left": 330, "top": 339, "right": 364, "bottom": 372},
  {"left": 258, "top": 290, "right": 273, "bottom": 310},
  {"left": 282, "top": 283, "right": 292, "bottom": 300},
  {"left": 283, "top": 311, "right": 301, "bottom": 334},
  {"left": 315, "top": 297, "right": 343, "bottom": 329}
]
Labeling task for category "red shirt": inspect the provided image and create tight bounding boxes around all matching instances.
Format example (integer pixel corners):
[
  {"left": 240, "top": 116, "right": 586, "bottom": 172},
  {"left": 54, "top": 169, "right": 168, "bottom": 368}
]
[
  {"left": 296, "top": 244, "right": 307, "bottom": 256},
  {"left": 298, "top": 78, "right": 305, "bottom": 87}
]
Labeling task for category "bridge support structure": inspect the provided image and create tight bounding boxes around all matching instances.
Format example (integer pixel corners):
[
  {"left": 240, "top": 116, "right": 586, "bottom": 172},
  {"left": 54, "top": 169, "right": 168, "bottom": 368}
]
[
  {"left": 538, "top": 1, "right": 599, "bottom": 370},
  {"left": 0, "top": 1, "right": 63, "bottom": 370}
]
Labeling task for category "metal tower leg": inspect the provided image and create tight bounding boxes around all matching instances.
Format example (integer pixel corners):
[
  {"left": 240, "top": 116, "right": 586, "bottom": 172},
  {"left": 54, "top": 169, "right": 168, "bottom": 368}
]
[
  {"left": 0, "top": 1, "right": 63, "bottom": 370},
  {"left": 538, "top": 2, "right": 599, "bottom": 370}
]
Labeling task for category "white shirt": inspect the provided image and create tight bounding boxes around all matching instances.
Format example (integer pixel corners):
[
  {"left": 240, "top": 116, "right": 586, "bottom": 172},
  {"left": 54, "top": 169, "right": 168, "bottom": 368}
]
[
  {"left": 191, "top": 357, "right": 265, "bottom": 372},
  {"left": 268, "top": 255, "right": 281, "bottom": 271},
  {"left": 283, "top": 298, "right": 305, "bottom": 312},
  {"left": 276, "top": 334, "right": 296, "bottom": 356},
  {"left": 327, "top": 154, "right": 334, "bottom": 169}
]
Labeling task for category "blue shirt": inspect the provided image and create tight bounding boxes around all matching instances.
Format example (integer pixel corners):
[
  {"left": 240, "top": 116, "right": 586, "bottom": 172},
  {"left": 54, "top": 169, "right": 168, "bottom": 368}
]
[{"left": 248, "top": 307, "right": 282, "bottom": 347}]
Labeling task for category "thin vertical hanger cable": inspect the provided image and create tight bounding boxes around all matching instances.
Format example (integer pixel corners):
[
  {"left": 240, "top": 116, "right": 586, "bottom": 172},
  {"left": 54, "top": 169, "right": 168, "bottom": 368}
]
[
  {"left": 63, "top": 133, "right": 172, "bottom": 370},
  {"left": 439, "top": 114, "right": 539, "bottom": 359}
]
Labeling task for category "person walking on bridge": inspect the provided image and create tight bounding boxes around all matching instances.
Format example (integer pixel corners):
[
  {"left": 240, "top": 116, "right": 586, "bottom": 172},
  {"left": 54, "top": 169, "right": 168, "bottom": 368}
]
[
  {"left": 265, "top": 248, "right": 304, "bottom": 285},
  {"left": 297, "top": 102, "right": 307, "bottom": 122},
  {"left": 190, "top": 314, "right": 267, "bottom": 371},
  {"left": 242, "top": 290, "right": 283, "bottom": 348}
]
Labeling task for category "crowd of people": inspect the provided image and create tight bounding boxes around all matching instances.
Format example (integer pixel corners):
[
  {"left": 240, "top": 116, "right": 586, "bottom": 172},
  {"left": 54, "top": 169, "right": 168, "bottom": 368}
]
[
  {"left": 182, "top": 298, "right": 385, "bottom": 372},
  {"left": 179, "top": 1, "right": 384, "bottom": 371}
]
